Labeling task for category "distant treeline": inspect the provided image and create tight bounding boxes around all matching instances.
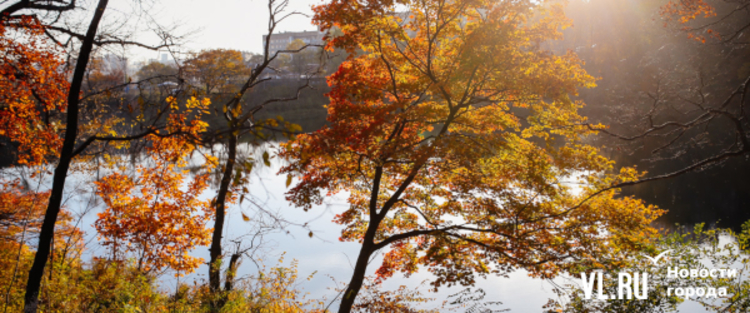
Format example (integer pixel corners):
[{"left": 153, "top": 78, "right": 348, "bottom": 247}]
[{"left": 206, "top": 77, "right": 330, "bottom": 136}]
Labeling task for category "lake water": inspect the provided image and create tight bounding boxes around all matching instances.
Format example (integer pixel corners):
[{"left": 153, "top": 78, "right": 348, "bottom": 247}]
[{"left": 3, "top": 144, "right": 718, "bottom": 312}]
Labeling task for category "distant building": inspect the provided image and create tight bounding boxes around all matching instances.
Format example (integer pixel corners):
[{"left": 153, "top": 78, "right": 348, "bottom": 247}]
[
  {"left": 262, "top": 30, "right": 324, "bottom": 57},
  {"left": 149, "top": 51, "right": 175, "bottom": 65}
]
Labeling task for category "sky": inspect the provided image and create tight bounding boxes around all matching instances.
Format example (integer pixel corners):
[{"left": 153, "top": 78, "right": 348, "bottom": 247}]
[{"left": 107, "top": 0, "right": 321, "bottom": 62}]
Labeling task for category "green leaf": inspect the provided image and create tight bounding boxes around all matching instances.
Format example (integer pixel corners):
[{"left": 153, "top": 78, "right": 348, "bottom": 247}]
[
  {"left": 262, "top": 151, "right": 271, "bottom": 167},
  {"left": 243, "top": 160, "right": 254, "bottom": 173},
  {"left": 233, "top": 168, "right": 242, "bottom": 185}
]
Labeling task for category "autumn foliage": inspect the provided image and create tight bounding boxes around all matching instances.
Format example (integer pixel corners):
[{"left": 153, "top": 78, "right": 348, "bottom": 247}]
[
  {"left": 0, "top": 180, "right": 82, "bottom": 311},
  {"left": 184, "top": 49, "right": 250, "bottom": 95},
  {"left": 95, "top": 96, "right": 215, "bottom": 275},
  {"left": 5, "top": 0, "right": 733, "bottom": 311},
  {"left": 0, "top": 17, "right": 68, "bottom": 165},
  {"left": 660, "top": 0, "right": 719, "bottom": 42},
  {"left": 283, "top": 0, "right": 664, "bottom": 311}
]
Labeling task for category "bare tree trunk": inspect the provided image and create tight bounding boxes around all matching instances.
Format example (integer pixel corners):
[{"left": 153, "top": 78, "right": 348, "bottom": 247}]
[
  {"left": 23, "top": 0, "right": 109, "bottom": 312},
  {"left": 208, "top": 132, "right": 237, "bottom": 310}
]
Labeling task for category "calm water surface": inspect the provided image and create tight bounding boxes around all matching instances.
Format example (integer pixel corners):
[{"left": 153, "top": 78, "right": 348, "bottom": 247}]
[{"left": 11, "top": 144, "right": 717, "bottom": 312}]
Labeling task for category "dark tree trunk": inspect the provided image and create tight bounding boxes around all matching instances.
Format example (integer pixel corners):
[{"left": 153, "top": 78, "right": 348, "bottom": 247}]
[
  {"left": 23, "top": 0, "right": 109, "bottom": 312},
  {"left": 223, "top": 252, "right": 241, "bottom": 292},
  {"left": 208, "top": 132, "right": 237, "bottom": 310},
  {"left": 338, "top": 222, "right": 378, "bottom": 313},
  {"left": 337, "top": 166, "right": 388, "bottom": 313}
]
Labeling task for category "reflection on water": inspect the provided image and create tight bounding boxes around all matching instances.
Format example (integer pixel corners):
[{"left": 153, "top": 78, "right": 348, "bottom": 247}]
[
  {"left": 621, "top": 155, "right": 750, "bottom": 233},
  {"left": 4, "top": 143, "right": 731, "bottom": 312}
]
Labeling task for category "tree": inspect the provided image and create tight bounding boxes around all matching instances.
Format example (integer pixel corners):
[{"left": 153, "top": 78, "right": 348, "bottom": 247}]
[
  {"left": 193, "top": 0, "right": 317, "bottom": 310},
  {"left": 0, "top": 0, "right": 178, "bottom": 310},
  {"left": 0, "top": 17, "right": 69, "bottom": 166},
  {"left": 566, "top": 0, "right": 750, "bottom": 228},
  {"left": 611, "top": 0, "right": 749, "bottom": 172},
  {"left": 659, "top": 0, "right": 749, "bottom": 44},
  {"left": 135, "top": 60, "right": 179, "bottom": 86},
  {"left": 94, "top": 96, "right": 214, "bottom": 275},
  {"left": 646, "top": 0, "right": 750, "bottom": 177},
  {"left": 281, "top": 0, "right": 664, "bottom": 312},
  {"left": 18, "top": 1, "right": 122, "bottom": 308},
  {"left": 0, "top": 3, "right": 107, "bottom": 310},
  {"left": 84, "top": 56, "right": 129, "bottom": 93},
  {"left": 183, "top": 49, "right": 249, "bottom": 96}
]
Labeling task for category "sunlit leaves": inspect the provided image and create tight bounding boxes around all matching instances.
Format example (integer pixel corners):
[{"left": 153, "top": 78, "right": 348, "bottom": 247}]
[
  {"left": 0, "top": 17, "right": 69, "bottom": 165},
  {"left": 283, "top": 0, "right": 663, "bottom": 294},
  {"left": 183, "top": 49, "right": 250, "bottom": 95},
  {"left": 235, "top": 254, "right": 326, "bottom": 312},
  {"left": 94, "top": 97, "right": 214, "bottom": 276},
  {"left": 660, "top": 0, "right": 719, "bottom": 43},
  {"left": 0, "top": 180, "right": 82, "bottom": 311},
  {"left": 661, "top": 0, "right": 716, "bottom": 24}
]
